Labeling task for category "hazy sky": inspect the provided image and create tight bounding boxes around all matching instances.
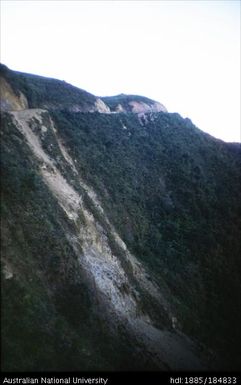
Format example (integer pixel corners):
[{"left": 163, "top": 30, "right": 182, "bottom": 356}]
[{"left": 1, "top": 0, "right": 240, "bottom": 142}]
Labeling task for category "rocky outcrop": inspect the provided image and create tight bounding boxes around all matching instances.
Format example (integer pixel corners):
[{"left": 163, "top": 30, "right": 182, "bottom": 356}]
[
  {"left": 102, "top": 94, "right": 168, "bottom": 115},
  {"left": 95, "top": 98, "right": 111, "bottom": 113},
  {"left": 129, "top": 100, "right": 167, "bottom": 114},
  {"left": 0, "top": 77, "right": 28, "bottom": 111}
]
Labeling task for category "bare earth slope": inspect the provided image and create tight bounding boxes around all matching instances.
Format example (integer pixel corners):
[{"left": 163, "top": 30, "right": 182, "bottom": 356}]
[{"left": 1, "top": 64, "right": 240, "bottom": 371}]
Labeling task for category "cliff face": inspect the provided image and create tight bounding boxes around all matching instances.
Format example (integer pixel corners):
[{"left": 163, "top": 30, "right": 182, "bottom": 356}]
[
  {"left": 102, "top": 93, "right": 167, "bottom": 114},
  {"left": 0, "top": 76, "right": 28, "bottom": 111},
  {"left": 1, "top": 64, "right": 241, "bottom": 371}
]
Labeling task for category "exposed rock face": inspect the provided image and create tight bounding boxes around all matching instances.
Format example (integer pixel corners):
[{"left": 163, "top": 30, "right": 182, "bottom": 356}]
[
  {"left": 95, "top": 98, "right": 111, "bottom": 113},
  {"left": 0, "top": 77, "right": 28, "bottom": 111},
  {"left": 1, "top": 64, "right": 241, "bottom": 371},
  {"left": 8, "top": 107, "right": 203, "bottom": 370},
  {"left": 102, "top": 93, "right": 168, "bottom": 115},
  {"left": 129, "top": 100, "right": 167, "bottom": 114},
  {"left": 66, "top": 98, "right": 111, "bottom": 113}
]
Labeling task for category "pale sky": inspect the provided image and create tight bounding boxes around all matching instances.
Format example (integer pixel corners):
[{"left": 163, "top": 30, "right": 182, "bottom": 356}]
[{"left": 1, "top": 0, "right": 240, "bottom": 142}]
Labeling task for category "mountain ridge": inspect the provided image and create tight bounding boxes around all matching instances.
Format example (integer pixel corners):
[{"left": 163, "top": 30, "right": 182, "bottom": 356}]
[
  {"left": 1, "top": 64, "right": 240, "bottom": 371},
  {"left": 0, "top": 64, "right": 168, "bottom": 117}
]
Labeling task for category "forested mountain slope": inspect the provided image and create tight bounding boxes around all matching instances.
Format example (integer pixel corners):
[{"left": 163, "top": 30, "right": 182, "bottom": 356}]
[{"left": 1, "top": 64, "right": 240, "bottom": 371}]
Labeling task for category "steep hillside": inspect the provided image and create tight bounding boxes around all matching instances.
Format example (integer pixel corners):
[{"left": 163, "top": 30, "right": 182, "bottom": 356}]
[
  {"left": 1, "top": 65, "right": 241, "bottom": 371},
  {"left": 0, "top": 64, "right": 110, "bottom": 113}
]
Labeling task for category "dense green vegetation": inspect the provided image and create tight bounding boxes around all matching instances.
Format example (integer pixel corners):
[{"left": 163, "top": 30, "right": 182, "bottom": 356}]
[
  {"left": 51, "top": 110, "right": 241, "bottom": 368},
  {"left": 1, "top": 64, "right": 241, "bottom": 370},
  {"left": 0, "top": 64, "right": 97, "bottom": 110},
  {"left": 1, "top": 113, "right": 156, "bottom": 371}
]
